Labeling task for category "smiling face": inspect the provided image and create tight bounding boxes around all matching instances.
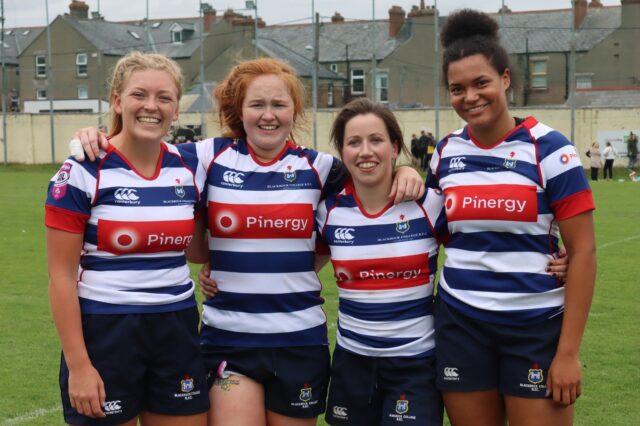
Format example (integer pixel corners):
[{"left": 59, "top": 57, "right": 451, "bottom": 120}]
[
  {"left": 447, "top": 53, "right": 512, "bottom": 139},
  {"left": 113, "top": 69, "right": 179, "bottom": 143},
  {"left": 341, "top": 113, "right": 399, "bottom": 190},
  {"left": 241, "top": 74, "right": 295, "bottom": 162}
]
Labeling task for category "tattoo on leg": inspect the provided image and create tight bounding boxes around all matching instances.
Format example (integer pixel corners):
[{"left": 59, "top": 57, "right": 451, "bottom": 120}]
[{"left": 214, "top": 377, "right": 240, "bottom": 392}]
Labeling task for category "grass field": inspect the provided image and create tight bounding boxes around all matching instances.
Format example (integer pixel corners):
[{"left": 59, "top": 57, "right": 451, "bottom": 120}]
[{"left": 0, "top": 164, "right": 638, "bottom": 425}]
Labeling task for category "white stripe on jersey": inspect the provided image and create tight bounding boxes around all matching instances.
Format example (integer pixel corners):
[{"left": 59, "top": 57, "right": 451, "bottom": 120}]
[
  {"left": 339, "top": 283, "right": 433, "bottom": 304},
  {"left": 99, "top": 168, "right": 194, "bottom": 188},
  {"left": 204, "top": 306, "right": 326, "bottom": 334},
  {"left": 329, "top": 239, "right": 435, "bottom": 262},
  {"left": 209, "top": 236, "right": 316, "bottom": 253},
  {"left": 210, "top": 270, "right": 321, "bottom": 294},
  {"left": 438, "top": 276, "right": 565, "bottom": 311},
  {"left": 209, "top": 186, "right": 323, "bottom": 205},
  {"left": 446, "top": 214, "right": 555, "bottom": 234},
  {"left": 338, "top": 312, "right": 434, "bottom": 339},
  {"left": 442, "top": 169, "right": 538, "bottom": 187},
  {"left": 89, "top": 205, "right": 194, "bottom": 223},
  {"left": 444, "top": 248, "right": 554, "bottom": 274},
  {"left": 337, "top": 330, "right": 434, "bottom": 358}
]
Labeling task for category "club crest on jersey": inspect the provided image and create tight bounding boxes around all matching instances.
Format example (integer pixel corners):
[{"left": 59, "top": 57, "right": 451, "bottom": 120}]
[
  {"left": 396, "top": 214, "right": 410, "bottom": 234},
  {"left": 175, "top": 178, "right": 186, "bottom": 198},
  {"left": 299, "top": 384, "right": 312, "bottom": 402},
  {"left": 449, "top": 156, "right": 466, "bottom": 171},
  {"left": 395, "top": 395, "right": 409, "bottom": 414},
  {"left": 528, "top": 363, "right": 544, "bottom": 385},
  {"left": 52, "top": 162, "right": 72, "bottom": 200},
  {"left": 181, "top": 375, "right": 195, "bottom": 393},
  {"left": 284, "top": 165, "right": 297, "bottom": 182},
  {"left": 503, "top": 151, "right": 517, "bottom": 169}
]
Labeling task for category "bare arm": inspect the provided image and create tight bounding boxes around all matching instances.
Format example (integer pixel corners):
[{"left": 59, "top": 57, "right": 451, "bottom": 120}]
[
  {"left": 69, "top": 127, "right": 110, "bottom": 162},
  {"left": 47, "top": 228, "right": 106, "bottom": 418},
  {"left": 185, "top": 214, "right": 209, "bottom": 264},
  {"left": 546, "top": 211, "right": 596, "bottom": 406},
  {"left": 389, "top": 166, "right": 425, "bottom": 204}
]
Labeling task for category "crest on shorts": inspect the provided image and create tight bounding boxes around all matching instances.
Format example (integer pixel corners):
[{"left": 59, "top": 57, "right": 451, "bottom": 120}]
[
  {"left": 181, "top": 374, "right": 195, "bottom": 392},
  {"left": 299, "top": 384, "right": 312, "bottom": 402},
  {"left": 396, "top": 214, "right": 410, "bottom": 234},
  {"left": 284, "top": 165, "right": 297, "bottom": 183},
  {"left": 528, "top": 363, "right": 544, "bottom": 385},
  {"left": 503, "top": 151, "right": 517, "bottom": 169},
  {"left": 175, "top": 178, "right": 186, "bottom": 198},
  {"left": 395, "top": 394, "right": 409, "bottom": 414}
]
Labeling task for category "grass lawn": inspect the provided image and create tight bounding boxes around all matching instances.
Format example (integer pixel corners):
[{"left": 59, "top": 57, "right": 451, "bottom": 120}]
[{"left": 0, "top": 165, "right": 638, "bottom": 425}]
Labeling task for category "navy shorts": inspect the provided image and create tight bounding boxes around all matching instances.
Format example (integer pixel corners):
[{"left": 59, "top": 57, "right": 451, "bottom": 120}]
[
  {"left": 325, "top": 347, "right": 443, "bottom": 425},
  {"left": 60, "top": 308, "right": 209, "bottom": 426},
  {"left": 202, "top": 345, "right": 330, "bottom": 418},
  {"left": 434, "top": 296, "right": 562, "bottom": 397}
]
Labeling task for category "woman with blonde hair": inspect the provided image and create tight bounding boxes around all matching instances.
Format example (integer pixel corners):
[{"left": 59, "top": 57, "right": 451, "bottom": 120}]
[{"left": 587, "top": 142, "right": 603, "bottom": 181}]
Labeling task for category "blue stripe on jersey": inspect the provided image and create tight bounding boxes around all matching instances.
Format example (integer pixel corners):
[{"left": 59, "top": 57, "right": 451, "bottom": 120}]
[
  {"left": 79, "top": 293, "right": 196, "bottom": 314},
  {"left": 446, "top": 232, "right": 559, "bottom": 253},
  {"left": 210, "top": 250, "right": 314, "bottom": 273},
  {"left": 200, "top": 323, "right": 328, "bottom": 348},
  {"left": 84, "top": 223, "right": 97, "bottom": 245},
  {"left": 324, "top": 218, "right": 430, "bottom": 247},
  {"left": 82, "top": 254, "right": 186, "bottom": 271},
  {"left": 204, "top": 290, "right": 322, "bottom": 314},
  {"left": 209, "top": 164, "right": 321, "bottom": 191},
  {"left": 337, "top": 324, "right": 417, "bottom": 349},
  {"left": 437, "top": 290, "right": 562, "bottom": 325},
  {"left": 47, "top": 182, "right": 92, "bottom": 215},
  {"left": 124, "top": 282, "right": 193, "bottom": 295},
  {"left": 96, "top": 185, "right": 197, "bottom": 206},
  {"left": 173, "top": 143, "right": 199, "bottom": 173},
  {"left": 535, "top": 130, "right": 572, "bottom": 159},
  {"left": 442, "top": 266, "right": 561, "bottom": 293},
  {"left": 339, "top": 296, "right": 433, "bottom": 321},
  {"left": 546, "top": 167, "right": 592, "bottom": 205}
]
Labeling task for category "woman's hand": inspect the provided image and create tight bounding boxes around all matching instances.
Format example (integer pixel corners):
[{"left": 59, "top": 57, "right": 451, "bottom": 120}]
[
  {"left": 69, "top": 127, "right": 109, "bottom": 162},
  {"left": 547, "top": 247, "right": 569, "bottom": 282},
  {"left": 198, "top": 262, "right": 219, "bottom": 299},
  {"left": 546, "top": 352, "right": 582, "bottom": 406},
  {"left": 68, "top": 362, "right": 107, "bottom": 418},
  {"left": 389, "top": 166, "right": 425, "bottom": 204}
]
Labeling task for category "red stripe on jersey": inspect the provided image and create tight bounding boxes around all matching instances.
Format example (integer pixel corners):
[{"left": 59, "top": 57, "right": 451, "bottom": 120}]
[
  {"left": 97, "top": 218, "right": 195, "bottom": 254},
  {"left": 333, "top": 253, "right": 430, "bottom": 290},
  {"left": 551, "top": 189, "right": 595, "bottom": 221},
  {"left": 208, "top": 202, "right": 314, "bottom": 239},
  {"left": 444, "top": 184, "right": 537, "bottom": 222},
  {"left": 45, "top": 205, "right": 89, "bottom": 233}
]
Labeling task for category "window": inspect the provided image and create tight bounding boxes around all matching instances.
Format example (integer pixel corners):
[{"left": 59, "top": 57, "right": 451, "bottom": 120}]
[
  {"left": 22, "top": 30, "right": 30, "bottom": 36},
  {"left": 78, "top": 86, "right": 88, "bottom": 99},
  {"left": 35, "top": 55, "right": 46, "bottom": 78},
  {"left": 576, "top": 74, "right": 593, "bottom": 89},
  {"left": 36, "top": 88, "right": 47, "bottom": 100},
  {"left": 376, "top": 72, "right": 388, "bottom": 103},
  {"left": 76, "top": 53, "right": 88, "bottom": 77},
  {"left": 172, "top": 30, "right": 183, "bottom": 44},
  {"left": 351, "top": 69, "right": 365, "bottom": 94},
  {"left": 330, "top": 63, "right": 338, "bottom": 73},
  {"left": 128, "top": 30, "right": 141, "bottom": 39},
  {"left": 327, "top": 82, "right": 334, "bottom": 107},
  {"left": 530, "top": 59, "right": 547, "bottom": 90}
]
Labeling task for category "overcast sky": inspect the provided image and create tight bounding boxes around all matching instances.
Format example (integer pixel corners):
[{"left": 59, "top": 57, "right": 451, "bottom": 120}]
[{"left": 3, "top": 0, "right": 622, "bottom": 28}]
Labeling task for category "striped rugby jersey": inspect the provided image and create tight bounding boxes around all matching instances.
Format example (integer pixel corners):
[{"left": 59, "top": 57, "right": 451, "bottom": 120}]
[
  {"left": 196, "top": 138, "right": 344, "bottom": 348},
  {"left": 427, "top": 117, "right": 595, "bottom": 325},
  {"left": 316, "top": 184, "right": 447, "bottom": 358},
  {"left": 45, "top": 142, "right": 206, "bottom": 314}
]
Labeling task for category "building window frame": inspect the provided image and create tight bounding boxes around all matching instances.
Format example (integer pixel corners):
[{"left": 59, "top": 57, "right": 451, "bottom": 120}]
[
  {"left": 36, "top": 88, "right": 47, "bottom": 100},
  {"left": 171, "top": 30, "right": 183, "bottom": 44},
  {"left": 76, "top": 53, "right": 88, "bottom": 77},
  {"left": 376, "top": 71, "right": 389, "bottom": 103},
  {"left": 330, "top": 63, "right": 338, "bottom": 73},
  {"left": 77, "top": 86, "right": 89, "bottom": 99},
  {"left": 576, "top": 73, "right": 593, "bottom": 89},
  {"left": 351, "top": 69, "right": 365, "bottom": 95},
  {"left": 327, "top": 82, "right": 334, "bottom": 107},
  {"left": 530, "top": 57, "right": 548, "bottom": 90},
  {"left": 35, "top": 55, "right": 46, "bottom": 78}
]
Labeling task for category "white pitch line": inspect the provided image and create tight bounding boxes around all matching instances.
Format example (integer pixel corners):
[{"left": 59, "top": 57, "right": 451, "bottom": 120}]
[
  {"left": 597, "top": 234, "right": 640, "bottom": 250},
  {"left": 1, "top": 404, "right": 60, "bottom": 425}
]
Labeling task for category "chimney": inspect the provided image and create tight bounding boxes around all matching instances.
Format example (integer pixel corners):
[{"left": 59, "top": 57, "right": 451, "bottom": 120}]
[
  {"left": 331, "top": 12, "right": 345, "bottom": 23},
  {"left": 574, "top": 0, "right": 588, "bottom": 29},
  {"left": 201, "top": 3, "right": 217, "bottom": 32},
  {"left": 588, "top": 0, "right": 603, "bottom": 6},
  {"left": 498, "top": 5, "right": 512, "bottom": 14},
  {"left": 69, "top": 0, "right": 89, "bottom": 20},
  {"left": 388, "top": 6, "right": 406, "bottom": 38}
]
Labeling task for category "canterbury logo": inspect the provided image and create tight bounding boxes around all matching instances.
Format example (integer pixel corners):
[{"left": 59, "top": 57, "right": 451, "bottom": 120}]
[
  {"left": 114, "top": 188, "right": 139, "bottom": 201},
  {"left": 223, "top": 171, "right": 245, "bottom": 184},
  {"left": 103, "top": 400, "right": 122, "bottom": 412},
  {"left": 443, "top": 367, "right": 459, "bottom": 378},
  {"left": 333, "top": 406, "right": 348, "bottom": 417},
  {"left": 449, "top": 157, "right": 466, "bottom": 171},
  {"left": 334, "top": 228, "right": 355, "bottom": 241}
]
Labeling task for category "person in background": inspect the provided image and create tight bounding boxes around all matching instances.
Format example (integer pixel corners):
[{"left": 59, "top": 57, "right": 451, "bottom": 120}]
[
  {"left": 46, "top": 52, "right": 209, "bottom": 426},
  {"left": 602, "top": 141, "right": 616, "bottom": 180},
  {"left": 587, "top": 142, "right": 603, "bottom": 181},
  {"left": 429, "top": 9, "right": 596, "bottom": 426},
  {"left": 410, "top": 133, "right": 421, "bottom": 167},
  {"left": 425, "top": 130, "right": 436, "bottom": 170},
  {"left": 627, "top": 131, "right": 638, "bottom": 172}
]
